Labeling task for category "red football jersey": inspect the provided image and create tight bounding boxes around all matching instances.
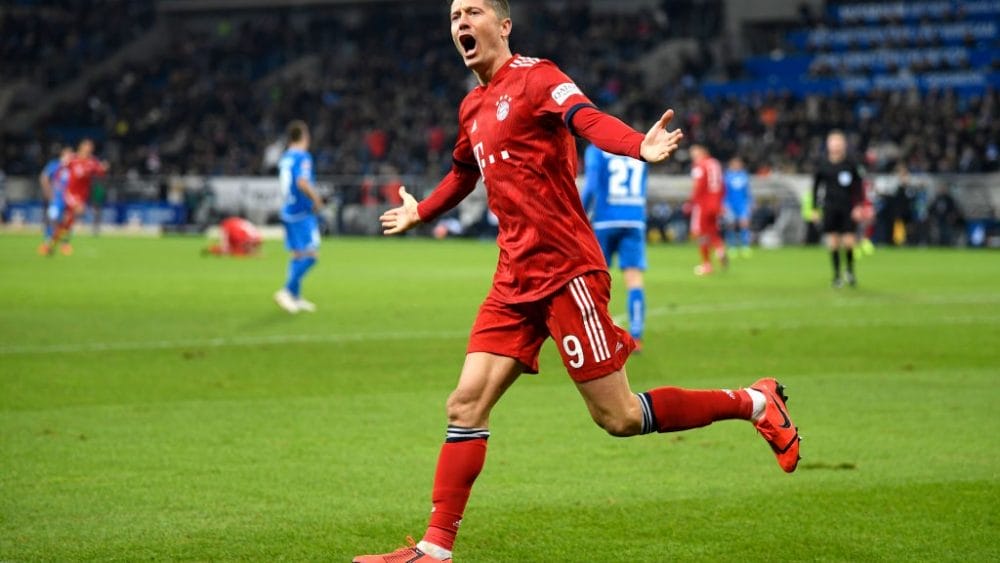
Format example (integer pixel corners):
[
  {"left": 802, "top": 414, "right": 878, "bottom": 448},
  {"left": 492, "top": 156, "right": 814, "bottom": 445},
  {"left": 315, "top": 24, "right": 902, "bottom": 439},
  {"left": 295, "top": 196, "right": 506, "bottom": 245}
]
[
  {"left": 447, "top": 55, "right": 608, "bottom": 303},
  {"left": 66, "top": 156, "right": 107, "bottom": 202},
  {"left": 691, "top": 156, "right": 724, "bottom": 213},
  {"left": 221, "top": 217, "right": 261, "bottom": 254}
]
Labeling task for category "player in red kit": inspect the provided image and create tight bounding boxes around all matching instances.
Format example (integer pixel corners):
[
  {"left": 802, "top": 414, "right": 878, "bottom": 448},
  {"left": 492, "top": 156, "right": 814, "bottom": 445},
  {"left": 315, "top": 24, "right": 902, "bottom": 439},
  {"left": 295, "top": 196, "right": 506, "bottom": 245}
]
[
  {"left": 50, "top": 138, "right": 108, "bottom": 254},
  {"left": 354, "top": 2, "right": 800, "bottom": 561},
  {"left": 203, "top": 217, "right": 262, "bottom": 257},
  {"left": 689, "top": 144, "right": 728, "bottom": 276}
]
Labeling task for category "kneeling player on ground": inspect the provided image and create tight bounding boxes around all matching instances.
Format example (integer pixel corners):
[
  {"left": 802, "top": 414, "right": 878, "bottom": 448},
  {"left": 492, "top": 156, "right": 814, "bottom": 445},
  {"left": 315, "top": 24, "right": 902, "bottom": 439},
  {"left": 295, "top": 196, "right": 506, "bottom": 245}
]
[
  {"left": 204, "top": 216, "right": 262, "bottom": 257},
  {"left": 353, "top": 2, "right": 801, "bottom": 562}
]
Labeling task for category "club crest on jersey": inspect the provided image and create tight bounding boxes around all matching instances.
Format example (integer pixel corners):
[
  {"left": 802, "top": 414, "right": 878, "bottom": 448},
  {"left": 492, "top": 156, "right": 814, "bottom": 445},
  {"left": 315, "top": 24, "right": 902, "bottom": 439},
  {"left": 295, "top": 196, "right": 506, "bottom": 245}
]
[{"left": 496, "top": 95, "right": 512, "bottom": 121}]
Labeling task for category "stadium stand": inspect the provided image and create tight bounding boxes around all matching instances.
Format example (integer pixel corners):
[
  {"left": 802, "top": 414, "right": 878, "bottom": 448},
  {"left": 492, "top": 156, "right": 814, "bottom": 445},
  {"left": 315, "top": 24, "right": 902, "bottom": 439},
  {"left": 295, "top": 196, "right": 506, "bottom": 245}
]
[
  {"left": 1, "top": 3, "right": 664, "bottom": 180},
  {"left": 0, "top": 1, "right": 156, "bottom": 117},
  {"left": 0, "top": 0, "right": 996, "bottom": 245}
]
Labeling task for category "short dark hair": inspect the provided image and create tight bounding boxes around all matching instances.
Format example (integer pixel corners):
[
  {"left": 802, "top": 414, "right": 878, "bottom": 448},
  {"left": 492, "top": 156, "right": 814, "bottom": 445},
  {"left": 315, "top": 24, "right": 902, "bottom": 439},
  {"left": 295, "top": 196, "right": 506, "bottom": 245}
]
[
  {"left": 488, "top": 0, "right": 510, "bottom": 19},
  {"left": 451, "top": 0, "right": 509, "bottom": 19},
  {"left": 287, "top": 120, "right": 309, "bottom": 143}
]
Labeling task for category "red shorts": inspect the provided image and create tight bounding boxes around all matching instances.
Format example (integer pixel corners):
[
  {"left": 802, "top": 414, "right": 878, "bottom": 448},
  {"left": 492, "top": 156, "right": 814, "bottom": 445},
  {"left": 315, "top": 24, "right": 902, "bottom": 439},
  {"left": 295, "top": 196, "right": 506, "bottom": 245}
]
[
  {"left": 691, "top": 205, "right": 720, "bottom": 238},
  {"left": 63, "top": 192, "right": 86, "bottom": 211},
  {"left": 467, "top": 270, "right": 635, "bottom": 382}
]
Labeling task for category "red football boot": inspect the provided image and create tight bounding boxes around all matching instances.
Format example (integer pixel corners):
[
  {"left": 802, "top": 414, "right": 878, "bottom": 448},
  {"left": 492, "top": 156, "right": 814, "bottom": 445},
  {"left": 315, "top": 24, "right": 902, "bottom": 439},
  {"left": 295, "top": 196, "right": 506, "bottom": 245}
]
[
  {"left": 353, "top": 537, "right": 451, "bottom": 563},
  {"left": 750, "top": 377, "right": 801, "bottom": 473}
]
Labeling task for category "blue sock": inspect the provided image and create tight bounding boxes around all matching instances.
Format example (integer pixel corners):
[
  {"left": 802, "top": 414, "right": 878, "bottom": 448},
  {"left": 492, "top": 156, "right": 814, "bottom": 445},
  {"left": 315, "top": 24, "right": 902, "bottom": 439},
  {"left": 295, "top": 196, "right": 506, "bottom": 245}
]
[
  {"left": 741, "top": 228, "right": 751, "bottom": 247},
  {"left": 44, "top": 222, "right": 53, "bottom": 241},
  {"left": 628, "top": 287, "right": 645, "bottom": 340},
  {"left": 284, "top": 256, "right": 317, "bottom": 298}
]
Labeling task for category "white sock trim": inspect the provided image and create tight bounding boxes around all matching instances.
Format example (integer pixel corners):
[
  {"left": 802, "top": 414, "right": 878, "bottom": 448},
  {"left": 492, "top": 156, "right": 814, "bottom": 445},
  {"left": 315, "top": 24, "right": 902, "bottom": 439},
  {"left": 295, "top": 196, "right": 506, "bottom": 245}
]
[
  {"left": 417, "top": 540, "right": 452, "bottom": 560},
  {"left": 746, "top": 388, "right": 766, "bottom": 421}
]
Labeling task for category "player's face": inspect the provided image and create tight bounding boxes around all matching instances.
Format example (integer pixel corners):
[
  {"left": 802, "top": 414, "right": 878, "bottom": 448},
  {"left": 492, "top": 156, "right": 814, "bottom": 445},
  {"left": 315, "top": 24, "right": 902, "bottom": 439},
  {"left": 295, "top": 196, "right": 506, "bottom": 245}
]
[
  {"left": 60, "top": 148, "right": 74, "bottom": 164},
  {"left": 450, "top": 0, "right": 511, "bottom": 78},
  {"left": 78, "top": 140, "right": 93, "bottom": 158},
  {"left": 827, "top": 135, "right": 845, "bottom": 162}
]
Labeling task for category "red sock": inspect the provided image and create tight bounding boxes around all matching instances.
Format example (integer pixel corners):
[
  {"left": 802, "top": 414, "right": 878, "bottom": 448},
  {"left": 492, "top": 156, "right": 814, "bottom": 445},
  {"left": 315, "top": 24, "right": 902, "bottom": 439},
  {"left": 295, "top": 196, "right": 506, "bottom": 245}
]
[
  {"left": 644, "top": 387, "right": 752, "bottom": 432},
  {"left": 423, "top": 435, "right": 488, "bottom": 551},
  {"left": 53, "top": 210, "right": 74, "bottom": 244},
  {"left": 699, "top": 242, "right": 710, "bottom": 263}
]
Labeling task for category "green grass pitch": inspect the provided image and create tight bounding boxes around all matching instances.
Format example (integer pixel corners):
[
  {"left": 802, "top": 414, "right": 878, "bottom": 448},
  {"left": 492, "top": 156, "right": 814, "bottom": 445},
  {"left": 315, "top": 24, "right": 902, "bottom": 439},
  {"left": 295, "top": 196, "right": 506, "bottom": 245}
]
[{"left": 1, "top": 233, "right": 998, "bottom": 561}]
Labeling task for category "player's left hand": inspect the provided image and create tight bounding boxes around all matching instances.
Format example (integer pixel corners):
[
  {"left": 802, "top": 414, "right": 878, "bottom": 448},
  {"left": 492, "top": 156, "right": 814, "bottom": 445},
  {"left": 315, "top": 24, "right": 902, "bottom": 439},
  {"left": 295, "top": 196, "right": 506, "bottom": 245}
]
[
  {"left": 311, "top": 196, "right": 324, "bottom": 212},
  {"left": 640, "top": 109, "right": 684, "bottom": 163},
  {"left": 380, "top": 186, "right": 421, "bottom": 235}
]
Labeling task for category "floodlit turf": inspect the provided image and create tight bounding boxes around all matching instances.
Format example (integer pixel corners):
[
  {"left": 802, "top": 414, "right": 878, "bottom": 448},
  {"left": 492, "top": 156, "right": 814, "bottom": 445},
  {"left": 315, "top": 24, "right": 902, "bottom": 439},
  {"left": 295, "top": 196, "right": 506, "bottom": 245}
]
[{"left": 1, "top": 233, "right": 998, "bottom": 562}]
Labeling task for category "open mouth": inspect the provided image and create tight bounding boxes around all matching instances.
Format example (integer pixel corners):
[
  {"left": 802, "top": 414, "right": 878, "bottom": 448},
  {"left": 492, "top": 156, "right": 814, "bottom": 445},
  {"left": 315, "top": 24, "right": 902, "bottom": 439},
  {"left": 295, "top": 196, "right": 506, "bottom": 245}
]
[{"left": 459, "top": 34, "right": 477, "bottom": 57}]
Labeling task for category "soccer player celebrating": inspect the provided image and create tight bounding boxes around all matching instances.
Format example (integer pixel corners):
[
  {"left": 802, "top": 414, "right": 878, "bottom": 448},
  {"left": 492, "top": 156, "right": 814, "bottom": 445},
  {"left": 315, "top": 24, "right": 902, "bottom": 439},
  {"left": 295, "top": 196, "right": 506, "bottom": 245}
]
[
  {"left": 724, "top": 156, "right": 753, "bottom": 258},
  {"left": 689, "top": 144, "right": 728, "bottom": 275},
  {"left": 48, "top": 139, "right": 108, "bottom": 255},
  {"left": 812, "top": 130, "right": 864, "bottom": 287},
  {"left": 38, "top": 146, "right": 74, "bottom": 256},
  {"left": 273, "top": 120, "right": 323, "bottom": 314},
  {"left": 581, "top": 143, "right": 648, "bottom": 352},
  {"left": 354, "top": 2, "right": 801, "bottom": 561}
]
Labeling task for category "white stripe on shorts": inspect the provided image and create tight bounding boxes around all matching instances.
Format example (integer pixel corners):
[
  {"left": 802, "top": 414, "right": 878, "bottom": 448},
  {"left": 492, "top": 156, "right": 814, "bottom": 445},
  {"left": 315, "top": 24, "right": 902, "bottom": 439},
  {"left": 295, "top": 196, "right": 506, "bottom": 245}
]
[
  {"left": 573, "top": 277, "right": 611, "bottom": 360},
  {"left": 568, "top": 280, "right": 602, "bottom": 362},
  {"left": 568, "top": 277, "right": 610, "bottom": 362}
]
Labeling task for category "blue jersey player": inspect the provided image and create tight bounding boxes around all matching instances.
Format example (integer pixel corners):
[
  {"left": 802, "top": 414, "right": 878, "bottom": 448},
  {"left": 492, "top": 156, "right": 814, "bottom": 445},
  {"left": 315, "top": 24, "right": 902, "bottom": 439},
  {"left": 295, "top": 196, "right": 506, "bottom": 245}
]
[
  {"left": 581, "top": 143, "right": 648, "bottom": 350},
  {"left": 724, "top": 157, "right": 753, "bottom": 257},
  {"left": 38, "top": 146, "right": 73, "bottom": 256},
  {"left": 274, "top": 120, "right": 324, "bottom": 314}
]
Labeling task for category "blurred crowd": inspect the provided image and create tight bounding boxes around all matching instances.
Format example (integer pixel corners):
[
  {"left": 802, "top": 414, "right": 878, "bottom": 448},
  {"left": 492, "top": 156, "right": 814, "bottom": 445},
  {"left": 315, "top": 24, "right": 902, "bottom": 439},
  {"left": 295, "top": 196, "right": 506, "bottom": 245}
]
[
  {"left": 0, "top": 1, "right": 997, "bottom": 183},
  {"left": 626, "top": 86, "right": 999, "bottom": 176},
  {"left": 0, "top": 0, "right": 155, "bottom": 88}
]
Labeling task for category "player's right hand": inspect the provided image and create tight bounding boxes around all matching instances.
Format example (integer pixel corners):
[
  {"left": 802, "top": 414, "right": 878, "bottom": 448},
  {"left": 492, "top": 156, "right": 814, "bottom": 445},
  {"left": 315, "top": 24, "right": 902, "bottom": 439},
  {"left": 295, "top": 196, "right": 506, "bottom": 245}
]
[{"left": 380, "top": 186, "right": 422, "bottom": 235}]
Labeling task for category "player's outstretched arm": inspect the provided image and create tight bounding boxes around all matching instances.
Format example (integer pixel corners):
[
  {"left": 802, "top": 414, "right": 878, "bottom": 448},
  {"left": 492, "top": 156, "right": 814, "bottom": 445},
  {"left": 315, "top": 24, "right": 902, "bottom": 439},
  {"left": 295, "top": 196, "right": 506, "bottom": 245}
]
[
  {"left": 640, "top": 110, "right": 684, "bottom": 164},
  {"left": 380, "top": 186, "right": 421, "bottom": 235}
]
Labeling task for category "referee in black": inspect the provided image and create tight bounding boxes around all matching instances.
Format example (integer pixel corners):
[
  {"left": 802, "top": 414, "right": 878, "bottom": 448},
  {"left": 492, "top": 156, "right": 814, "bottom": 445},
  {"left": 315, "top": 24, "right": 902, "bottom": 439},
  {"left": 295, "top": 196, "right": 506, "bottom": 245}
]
[{"left": 811, "top": 130, "right": 865, "bottom": 287}]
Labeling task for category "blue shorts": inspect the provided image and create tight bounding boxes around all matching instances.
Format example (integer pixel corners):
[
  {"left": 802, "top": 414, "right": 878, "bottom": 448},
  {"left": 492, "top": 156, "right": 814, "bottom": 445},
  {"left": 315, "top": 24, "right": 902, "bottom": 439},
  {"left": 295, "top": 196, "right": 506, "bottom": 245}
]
[
  {"left": 47, "top": 197, "right": 66, "bottom": 223},
  {"left": 726, "top": 205, "right": 751, "bottom": 223},
  {"left": 283, "top": 215, "right": 320, "bottom": 253},
  {"left": 595, "top": 227, "right": 646, "bottom": 270}
]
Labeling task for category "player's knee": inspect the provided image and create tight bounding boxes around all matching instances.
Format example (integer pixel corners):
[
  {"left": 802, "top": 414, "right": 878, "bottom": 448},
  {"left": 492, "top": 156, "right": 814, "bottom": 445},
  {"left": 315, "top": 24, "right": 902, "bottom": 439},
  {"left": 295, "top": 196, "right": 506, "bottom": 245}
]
[
  {"left": 592, "top": 411, "right": 642, "bottom": 437},
  {"left": 445, "top": 388, "right": 486, "bottom": 427}
]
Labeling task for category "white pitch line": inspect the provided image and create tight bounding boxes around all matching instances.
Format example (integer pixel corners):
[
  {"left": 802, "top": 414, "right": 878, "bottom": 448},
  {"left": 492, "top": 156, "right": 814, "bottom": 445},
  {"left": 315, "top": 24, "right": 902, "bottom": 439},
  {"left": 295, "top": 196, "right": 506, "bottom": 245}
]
[
  {"left": 648, "top": 314, "right": 1000, "bottom": 333},
  {"left": 0, "top": 330, "right": 468, "bottom": 356},
  {"left": 5, "top": 295, "right": 998, "bottom": 357},
  {"left": 612, "top": 293, "right": 1000, "bottom": 325}
]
